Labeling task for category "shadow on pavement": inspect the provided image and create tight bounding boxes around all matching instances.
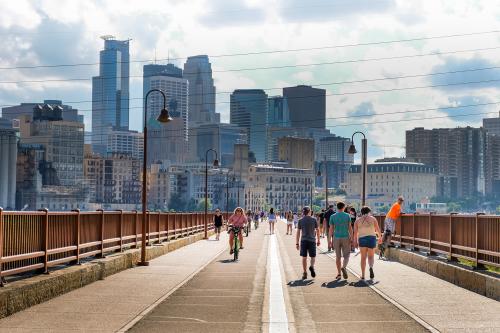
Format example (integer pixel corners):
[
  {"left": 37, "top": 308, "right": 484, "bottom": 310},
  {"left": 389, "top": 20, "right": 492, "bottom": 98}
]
[
  {"left": 322, "top": 280, "right": 349, "bottom": 288},
  {"left": 287, "top": 279, "right": 314, "bottom": 287},
  {"left": 218, "top": 259, "right": 237, "bottom": 264},
  {"left": 350, "top": 280, "right": 370, "bottom": 288}
]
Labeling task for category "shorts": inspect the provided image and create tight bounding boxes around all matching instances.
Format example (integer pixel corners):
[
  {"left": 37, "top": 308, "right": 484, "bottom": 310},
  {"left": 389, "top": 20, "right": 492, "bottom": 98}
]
[
  {"left": 384, "top": 217, "right": 396, "bottom": 233},
  {"left": 287, "top": 221, "right": 293, "bottom": 225},
  {"left": 300, "top": 240, "right": 317, "bottom": 257},
  {"left": 214, "top": 226, "right": 222, "bottom": 233},
  {"left": 334, "top": 238, "right": 351, "bottom": 259},
  {"left": 269, "top": 219, "right": 276, "bottom": 223},
  {"left": 358, "top": 235, "right": 377, "bottom": 249}
]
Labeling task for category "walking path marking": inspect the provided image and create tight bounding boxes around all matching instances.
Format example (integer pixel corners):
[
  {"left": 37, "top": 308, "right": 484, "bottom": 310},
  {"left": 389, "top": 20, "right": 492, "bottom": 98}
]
[{"left": 268, "top": 233, "right": 289, "bottom": 333}]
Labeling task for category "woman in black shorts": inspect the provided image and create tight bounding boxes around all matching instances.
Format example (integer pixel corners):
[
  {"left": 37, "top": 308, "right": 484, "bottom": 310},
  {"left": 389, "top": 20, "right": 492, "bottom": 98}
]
[{"left": 213, "top": 209, "right": 224, "bottom": 241}]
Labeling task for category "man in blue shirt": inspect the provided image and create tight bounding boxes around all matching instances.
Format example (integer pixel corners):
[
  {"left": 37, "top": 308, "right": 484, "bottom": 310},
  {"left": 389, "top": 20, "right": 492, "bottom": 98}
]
[{"left": 329, "top": 201, "right": 353, "bottom": 279}]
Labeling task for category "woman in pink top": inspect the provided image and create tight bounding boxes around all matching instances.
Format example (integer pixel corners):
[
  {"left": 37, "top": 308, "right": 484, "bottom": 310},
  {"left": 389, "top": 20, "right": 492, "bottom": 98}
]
[{"left": 228, "top": 207, "right": 247, "bottom": 254}]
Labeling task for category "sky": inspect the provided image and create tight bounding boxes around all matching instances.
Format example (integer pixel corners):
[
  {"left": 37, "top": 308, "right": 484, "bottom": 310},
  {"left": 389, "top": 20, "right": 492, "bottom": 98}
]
[{"left": 0, "top": 0, "right": 500, "bottom": 161}]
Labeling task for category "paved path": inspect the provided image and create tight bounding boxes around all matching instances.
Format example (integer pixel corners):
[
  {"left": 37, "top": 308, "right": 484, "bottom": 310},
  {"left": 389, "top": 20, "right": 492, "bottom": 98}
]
[{"left": 0, "top": 233, "right": 228, "bottom": 333}]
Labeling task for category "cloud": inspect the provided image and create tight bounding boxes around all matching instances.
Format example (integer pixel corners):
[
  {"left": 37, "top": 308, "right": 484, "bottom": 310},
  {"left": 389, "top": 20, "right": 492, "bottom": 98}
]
[
  {"left": 429, "top": 56, "right": 500, "bottom": 91},
  {"left": 443, "top": 95, "right": 495, "bottom": 124},
  {"left": 199, "top": 0, "right": 266, "bottom": 28},
  {"left": 278, "top": 0, "right": 396, "bottom": 23},
  {"left": 349, "top": 101, "right": 375, "bottom": 117}
]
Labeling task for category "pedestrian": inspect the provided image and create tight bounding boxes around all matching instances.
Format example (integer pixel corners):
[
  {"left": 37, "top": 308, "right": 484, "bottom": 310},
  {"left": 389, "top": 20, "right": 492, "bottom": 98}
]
[
  {"left": 349, "top": 207, "right": 357, "bottom": 252},
  {"left": 323, "top": 204, "right": 335, "bottom": 251},
  {"left": 353, "top": 206, "right": 382, "bottom": 280},
  {"left": 296, "top": 206, "right": 320, "bottom": 280},
  {"left": 286, "top": 210, "right": 293, "bottom": 235},
  {"left": 329, "top": 202, "right": 353, "bottom": 279},
  {"left": 318, "top": 209, "right": 325, "bottom": 238},
  {"left": 268, "top": 208, "right": 276, "bottom": 234},
  {"left": 293, "top": 211, "right": 299, "bottom": 229},
  {"left": 380, "top": 196, "right": 404, "bottom": 258},
  {"left": 213, "top": 209, "right": 224, "bottom": 241}
]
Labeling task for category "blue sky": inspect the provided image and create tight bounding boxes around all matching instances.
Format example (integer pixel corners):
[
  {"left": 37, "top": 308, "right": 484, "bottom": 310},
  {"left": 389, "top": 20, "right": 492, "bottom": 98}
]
[{"left": 0, "top": 0, "right": 499, "bottom": 161}]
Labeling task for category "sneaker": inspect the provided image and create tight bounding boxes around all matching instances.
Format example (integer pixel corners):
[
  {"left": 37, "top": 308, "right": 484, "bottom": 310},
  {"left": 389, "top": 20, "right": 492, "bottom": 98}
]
[
  {"left": 302, "top": 272, "right": 307, "bottom": 280},
  {"left": 309, "top": 266, "right": 316, "bottom": 278},
  {"left": 341, "top": 267, "right": 348, "bottom": 279},
  {"left": 240, "top": 246, "right": 244, "bottom": 250},
  {"left": 230, "top": 249, "right": 234, "bottom": 255},
  {"left": 369, "top": 267, "right": 374, "bottom": 279}
]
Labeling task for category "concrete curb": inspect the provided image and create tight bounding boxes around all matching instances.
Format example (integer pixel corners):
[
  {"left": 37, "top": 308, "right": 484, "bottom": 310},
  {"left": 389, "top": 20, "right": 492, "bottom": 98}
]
[
  {"left": 386, "top": 247, "right": 500, "bottom": 301},
  {"left": 0, "top": 230, "right": 214, "bottom": 319}
]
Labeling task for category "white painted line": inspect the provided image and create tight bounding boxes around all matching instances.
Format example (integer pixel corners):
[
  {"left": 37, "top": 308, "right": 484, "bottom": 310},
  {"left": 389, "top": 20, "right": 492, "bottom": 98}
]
[{"left": 268, "top": 234, "right": 289, "bottom": 333}]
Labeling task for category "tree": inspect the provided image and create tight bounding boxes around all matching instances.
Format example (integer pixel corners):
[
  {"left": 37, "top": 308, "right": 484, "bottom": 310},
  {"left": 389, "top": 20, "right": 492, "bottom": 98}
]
[
  {"left": 168, "top": 193, "right": 186, "bottom": 212},
  {"left": 447, "top": 202, "right": 461, "bottom": 213},
  {"left": 196, "top": 198, "right": 212, "bottom": 212},
  {"left": 185, "top": 199, "right": 198, "bottom": 212}
]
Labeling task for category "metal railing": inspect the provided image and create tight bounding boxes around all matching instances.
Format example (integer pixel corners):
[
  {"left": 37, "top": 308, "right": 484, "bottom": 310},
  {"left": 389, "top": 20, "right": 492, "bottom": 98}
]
[
  {"left": 0, "top": 209, "right": 221, "bottom": 285},
  {"left": 374, "top": 213, "right": 500, "bottom": 269}
]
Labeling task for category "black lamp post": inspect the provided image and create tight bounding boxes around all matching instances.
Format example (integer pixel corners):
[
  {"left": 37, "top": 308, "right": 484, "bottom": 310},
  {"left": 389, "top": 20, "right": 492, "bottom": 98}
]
[
  {"left": 348, "top": 131, "right": 368, "bottom": 207},
  {"left": 316, "top": 156, "right": 329, "bottom": 208},
  {"left": 205, "top": 148, "right": 219, "bottom": 239},
  {"left": 139, "top": 89, "right": 172, "bottom": 266}
]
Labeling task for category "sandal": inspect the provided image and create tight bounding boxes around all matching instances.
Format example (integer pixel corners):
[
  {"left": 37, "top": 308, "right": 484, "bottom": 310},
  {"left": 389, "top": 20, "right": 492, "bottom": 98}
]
[{"left": 335, "top": 274, "right": 341, "bottom": 280}]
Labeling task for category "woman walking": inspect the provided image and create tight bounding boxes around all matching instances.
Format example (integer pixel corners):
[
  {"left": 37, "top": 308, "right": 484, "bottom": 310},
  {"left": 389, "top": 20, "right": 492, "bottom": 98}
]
[
  {"left": 286, "top": 210, "right": 293, "bottom": 235},
  {"left": 213, "top": 209, "right": 224, "bottom": 241},
  {"left": 268, "top": 208, "right": 276, "bottom": 234},
  {"left": 353, "top": 206, "right": 382, "bottom": 280},
  {"left": 349, "top": 207, "right": 357, "bottom": 252}
]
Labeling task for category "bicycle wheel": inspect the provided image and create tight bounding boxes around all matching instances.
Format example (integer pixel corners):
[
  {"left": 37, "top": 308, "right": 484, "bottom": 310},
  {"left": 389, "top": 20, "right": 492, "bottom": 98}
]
[{"left": 234, "top": 237, "right": 239, "bottom": 261}]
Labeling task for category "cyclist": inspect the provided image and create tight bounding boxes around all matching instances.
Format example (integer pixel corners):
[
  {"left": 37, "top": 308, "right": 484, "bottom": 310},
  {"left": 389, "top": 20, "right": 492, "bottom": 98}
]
[
  {"left": 246, "top": 210, "right": 253, "bottom": 234},
  {"left": 253, "top": 212, "right": 260, "bottom": 229},
  {"left": 228, "top": 207, "right": 246, "bottom": 254}
]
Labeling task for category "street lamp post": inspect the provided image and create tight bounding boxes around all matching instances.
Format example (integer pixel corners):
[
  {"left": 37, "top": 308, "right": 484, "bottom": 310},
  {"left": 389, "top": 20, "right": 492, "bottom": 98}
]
[
  {"left": 348, "top": 131, "right": 368, "bottom": 207},
  {"left": 139, "top": 89, "right": 173, "bottom": 266},
  {"left": 317, "top": 156, "right": 329, "bottom": 208},
  {"left": 205, "top": 148, "right": 219, "bottom": 239}
]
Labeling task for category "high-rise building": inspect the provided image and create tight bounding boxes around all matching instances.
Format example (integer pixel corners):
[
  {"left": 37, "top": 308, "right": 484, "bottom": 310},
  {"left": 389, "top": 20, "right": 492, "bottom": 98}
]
[
  {"left": 183, "top": 55, "right": 219, "bottom": 126},
  {"left": 189, "top": 123, "right": 247, "bottom": 167},
  {"left": 2, "top": 100, "right": 83, "bottom": 124},
  {"left": 143, "top": 63, "right": 189, "bottom": 165},
  {"left": 406, "top": 127, "right": 485, "bottom": 199},
  {"left": 230, "top": 89, "right": 268, "bottom": 161},
  {"left": 485, "top": 133, "right": 500, "bottom": 197},
  {"left": 20, "top": 105, "right": 84, "bottom": 187},
  {"left": 283, "top": 85, "right": 326, "bottom": 129},
  {"left": 106, "top": 130, "right": 143, "bottom": 160},
  {"left": 318, "top": 136, "right": 353, "bottom": 163},
  {"left": 267, "top": 96, "right": 290, "bottom": 128},
  {"left": 92, "top": 36, "right": 130, "bottom": 155},
  {"left": 0, "top": 119, "right": 17, "bottom": 209},
  {"left": 278, "top": 137, "right": 314, "bottom": 169},
  {"left": 483, "top": 111, "right": 500, "bottom": 136}
]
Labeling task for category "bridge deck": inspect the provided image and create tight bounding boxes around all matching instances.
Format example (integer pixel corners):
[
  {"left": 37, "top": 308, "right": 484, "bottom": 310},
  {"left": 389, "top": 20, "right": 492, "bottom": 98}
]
[{"left": 0, "top": 220, "right": 498, "bottom": 332}]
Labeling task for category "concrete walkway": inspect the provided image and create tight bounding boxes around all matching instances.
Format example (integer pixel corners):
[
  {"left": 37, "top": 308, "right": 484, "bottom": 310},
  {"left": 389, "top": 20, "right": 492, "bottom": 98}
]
[{"left": 0, "top": 232, "right": 228, "bottom": 333}]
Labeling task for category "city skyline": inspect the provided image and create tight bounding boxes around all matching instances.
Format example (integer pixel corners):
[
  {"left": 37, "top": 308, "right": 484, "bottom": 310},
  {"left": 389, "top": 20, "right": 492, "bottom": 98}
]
[{"left": 1, "top": 1, "right": 499, "bottom": 161}]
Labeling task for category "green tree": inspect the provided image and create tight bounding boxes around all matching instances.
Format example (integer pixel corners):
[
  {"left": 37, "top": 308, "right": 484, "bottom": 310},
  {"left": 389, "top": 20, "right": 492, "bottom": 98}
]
[
  {"left": 168, "top": 193, "right": 186, "bottom": 212},
  {"left": 196, "top": 198, "right": 212, "bottom": 212},
  {"left": 447, "top": 202, "right": 461, "bottom": 213}
]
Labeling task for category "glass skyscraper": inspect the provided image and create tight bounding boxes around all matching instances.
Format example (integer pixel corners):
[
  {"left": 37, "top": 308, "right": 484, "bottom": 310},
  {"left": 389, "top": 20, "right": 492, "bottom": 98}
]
[
  {"left": 92, "top": 36, "right": 130, "bottom": 155},
  {"left": 267, "top": 96, "right": 290, "bottom": 128},
  {"left": 230, "top": 89, "right": 268, "bottom": 162}
]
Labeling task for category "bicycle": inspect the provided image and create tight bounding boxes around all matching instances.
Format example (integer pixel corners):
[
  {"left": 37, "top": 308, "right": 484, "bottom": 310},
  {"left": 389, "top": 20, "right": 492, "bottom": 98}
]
[
  {"left": 245, "top": 223, "right": 250, "bottom": 237},
  {"left": 228, "top": 225, "right": 242, "bottom": 261},
  {"left": 254, "top": 219, "right": 259, "bottom": 230}
]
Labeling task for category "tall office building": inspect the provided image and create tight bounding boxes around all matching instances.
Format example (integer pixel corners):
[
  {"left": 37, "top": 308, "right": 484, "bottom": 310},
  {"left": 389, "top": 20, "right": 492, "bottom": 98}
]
[
  {"left": 183, "top": 55, "right": 220, "bottom": 126},
  {"left": 318, "top": 136, "right": 353, "bottom": 163},
  {"left": 143, "top": 63, "right": 189, "bottom": 165},
  {"left": 483, "top": 111, "right": 500, "bottom": 136},
  {"left": 406, "top": 127, "right": 485, "bottom": 199},
  {"left": 0, "top": 118, "right": 17, "bottom": 209},
  {"left": 230, "top": 89, "right": 268, "bottom": 161},
  {"left": 283, "top": 85, "right": 326, "bottom": 129},
  {"left": 92, "top": 36, "right": 130, "bottom": 155},
  {"left": 267, "top": 96, "right": 290, "bottom": 128},
  {"left": 485, "top": 133, "right": 500, "bottom": 197},
  {"left": 2, "top": 100, "right": 83, "bottom": 124},
  {"left": 278, "top": 137, "right": 314, "bottom": 169}
]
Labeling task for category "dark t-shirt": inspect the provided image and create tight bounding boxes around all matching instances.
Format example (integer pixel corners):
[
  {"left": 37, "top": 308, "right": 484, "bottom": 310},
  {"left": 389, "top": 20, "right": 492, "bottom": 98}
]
[
  {"left": 324, "top": 209, "right": 334, "bottom": 226},
  {"left": 319, "top": 212, "right": 325, "bottom": 223},
  {"left": 298, "top": 216, "right": 318, "bottom": 242},
  {"left": 214, "top": 215, "right": 223, "bottom": 227}
]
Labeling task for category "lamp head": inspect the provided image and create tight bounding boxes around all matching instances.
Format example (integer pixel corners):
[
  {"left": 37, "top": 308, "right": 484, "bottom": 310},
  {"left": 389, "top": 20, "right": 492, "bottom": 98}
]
[
  {"left": 213, "top": 159, "right": 219, "bottom": 167},
  {"left": 348, "top": 143, "right": 357, "bottom": 154},
  {"left": 157, "top": 108, "right": 173, "bottom": 123}
]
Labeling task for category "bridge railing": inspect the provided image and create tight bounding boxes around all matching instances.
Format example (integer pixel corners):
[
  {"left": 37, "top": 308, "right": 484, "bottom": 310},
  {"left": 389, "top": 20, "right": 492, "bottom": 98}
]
[
  {"left": 374, "top": 213, "right": 500, "bottom": 269},
  {"left": 0, "top": 209, "right": 218, "bottom": 283}
]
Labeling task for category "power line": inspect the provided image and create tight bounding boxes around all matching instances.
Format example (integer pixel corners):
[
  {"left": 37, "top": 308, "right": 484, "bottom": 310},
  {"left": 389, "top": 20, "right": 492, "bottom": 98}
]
[
  {"left": 1, "top": 30, "right": 498, "bottom": 70},
  {"left": 2, "top": 45, "right": 499, "bottom": 85}
]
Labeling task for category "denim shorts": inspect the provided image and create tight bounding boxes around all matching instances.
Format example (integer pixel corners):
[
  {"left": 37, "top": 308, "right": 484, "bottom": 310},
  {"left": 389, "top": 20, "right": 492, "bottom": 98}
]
[{"left": 358, "top": 235, "right": 377, "bottom": 249}]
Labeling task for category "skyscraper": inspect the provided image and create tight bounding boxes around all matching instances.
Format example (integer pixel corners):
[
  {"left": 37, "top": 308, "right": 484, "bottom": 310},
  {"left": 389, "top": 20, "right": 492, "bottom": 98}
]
[
  {"left": 230, "top": 89, "right": 268, "bottom": 161},
  {"left": 483, "top": 111, "right": 500, "bottom": 136},
  {"left": 92, "top": 36, "right": 130, "bottom": 155},
  {"left": 143, "top": 63, "right": 189, "bottom": 165},
  {"left": 283, "top": 85, "right": 326, "bottom": 129},
  {"left": 183, "top": 55, "right": 220, "bottom": 126},
  {"left": 267, "top": 96, "right": 290, "bottom": 128}
]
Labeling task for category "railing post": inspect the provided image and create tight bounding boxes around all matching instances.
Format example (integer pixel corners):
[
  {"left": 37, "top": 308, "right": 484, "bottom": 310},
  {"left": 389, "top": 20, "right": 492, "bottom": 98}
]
[
  {"left": 72, "top": 209, "right": 81, "bottom": 265},
  {"left": 166, "top": 213, "right": 170, "bottom": 241},
  {"left": 0, "top": 207, "right": 4, "bottom": 287},
  {"left": 411, "top": 213, "right": 416, "bottom": 251},
  {"left": 157, "top": 211, "right": 161, "bottom": 244},
  {"left": 97, "top": 209, "right": 105, "bottom": 258},
  {"left": 474, "top": 213, "right": 486, "bottom": 270},
  {"left": 39, "top": 208, "right": 49, "bottom": 274},
  {"left": 147, "top": 211, "right": 151, "bottom": 245},
  {"left": 134, "top": 210, "right": 138, "bottom": 248},
  {"left": 117, "top": 209, "right": 123, "bottom": 252},
  {"left": 448, "top": 213, "right": 458, "bottom": 262},
  {"left": 427, "top": 212, "right": 434, "bottom": 256}
]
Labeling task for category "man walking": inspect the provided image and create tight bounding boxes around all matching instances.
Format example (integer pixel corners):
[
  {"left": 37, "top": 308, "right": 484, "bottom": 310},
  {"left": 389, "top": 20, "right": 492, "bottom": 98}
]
[
  {"left": 323, "top": 204, "right": 335, "bottom": 251},
  {"left": 296, "top": 206, "right": 320, "bottom": 280},
  {"left": 380, "top": 196, "right": 404, "bottom": 258},
  {"left": 329, "top": 202, "right": 353, "bottom": 279}
]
